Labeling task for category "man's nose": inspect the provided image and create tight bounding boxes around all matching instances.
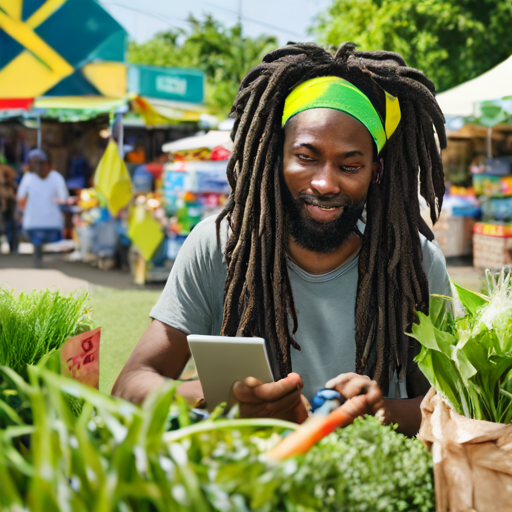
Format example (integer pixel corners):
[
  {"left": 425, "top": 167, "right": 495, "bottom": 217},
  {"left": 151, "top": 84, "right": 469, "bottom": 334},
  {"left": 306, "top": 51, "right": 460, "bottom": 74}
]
[{"left": 310, "top": 163, "right": 341, "bottom": 196}]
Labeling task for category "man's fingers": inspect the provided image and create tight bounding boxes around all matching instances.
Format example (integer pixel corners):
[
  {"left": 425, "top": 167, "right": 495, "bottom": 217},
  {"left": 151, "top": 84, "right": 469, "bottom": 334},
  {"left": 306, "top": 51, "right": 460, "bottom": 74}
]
[
  {"left": 341, "top": 377, "right": 375, "bottom": 399},
  {"left": 239, "top": 387, "right": 303, "bottom": 419},
  {"left": 244, "top": 376, "right": 263, "bottom": 388},
  {"left": 325, "top": 373, "right": 384, "bottom": 414},
  {"left": 233, "top": 373, "right": 303, "bottom": 404},
  {"left": 253, "top": 373, "right": 303, "bottom": 401},
  {"left": 325, "top": 372, "right": 368, "bottom": 390}
]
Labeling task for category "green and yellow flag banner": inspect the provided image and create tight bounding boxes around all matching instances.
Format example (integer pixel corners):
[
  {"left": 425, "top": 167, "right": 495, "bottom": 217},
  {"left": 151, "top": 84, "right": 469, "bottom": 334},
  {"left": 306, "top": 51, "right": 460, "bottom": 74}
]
[
  {"left": 94, "top": 139, "right": 133, "bottom": 217},
  {"left": 128, "top": 205, "right": 164, "bottom": 262},
  {"left": 0, "top": 0, "right": 127, "bottom": 102}
]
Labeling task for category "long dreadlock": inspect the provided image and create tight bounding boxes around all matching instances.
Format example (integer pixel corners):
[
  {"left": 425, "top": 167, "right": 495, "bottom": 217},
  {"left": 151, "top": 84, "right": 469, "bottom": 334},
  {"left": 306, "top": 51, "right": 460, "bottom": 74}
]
[{"left": 216, "top": 42, "right": 446, "bottom": 390}]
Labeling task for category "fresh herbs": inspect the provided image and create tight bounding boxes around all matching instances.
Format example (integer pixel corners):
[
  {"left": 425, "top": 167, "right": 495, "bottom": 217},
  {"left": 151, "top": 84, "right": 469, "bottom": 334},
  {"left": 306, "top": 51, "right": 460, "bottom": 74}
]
[
  {"left": 0, "top": 289, "right": 93, "bottom": 428},
  {"left": 0, "top": 289, "right": 93, "bottom": 377},
  {"left": 408, "top": 273, "right": 512, "bottom": 423},
  {"left": 0, "top": 364, "right": 434, "bottom": 512},
  {"left": 0, "top": 287, "right": 435, "bottom": 510}
]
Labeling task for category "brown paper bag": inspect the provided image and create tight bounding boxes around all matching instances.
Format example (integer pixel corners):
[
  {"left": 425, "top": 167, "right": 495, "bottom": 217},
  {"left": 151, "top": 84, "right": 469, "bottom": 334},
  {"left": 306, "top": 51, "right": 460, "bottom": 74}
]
[{"left": 419, "top": 387, "right": 512, "bottom": 512}]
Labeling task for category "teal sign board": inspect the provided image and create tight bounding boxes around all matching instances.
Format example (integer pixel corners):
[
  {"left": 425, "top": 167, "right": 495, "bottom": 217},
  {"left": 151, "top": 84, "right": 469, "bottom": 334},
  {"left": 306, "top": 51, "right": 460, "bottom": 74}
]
[{"left": 129, "top": 65, "right": 205, "bottom": 104}]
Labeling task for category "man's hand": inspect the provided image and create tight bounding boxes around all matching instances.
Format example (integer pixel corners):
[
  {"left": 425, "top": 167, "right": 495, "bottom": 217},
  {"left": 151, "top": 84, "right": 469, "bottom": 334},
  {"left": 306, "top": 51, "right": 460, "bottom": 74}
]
[
  {"left": 233, "top": 372, "right": 309, "bottom": 424},
  {"left": 325, "top": 372, "right": 385, "bottom": 417},
  {"left": 325, "top": 372, "right": 423, "bottom": 436}
]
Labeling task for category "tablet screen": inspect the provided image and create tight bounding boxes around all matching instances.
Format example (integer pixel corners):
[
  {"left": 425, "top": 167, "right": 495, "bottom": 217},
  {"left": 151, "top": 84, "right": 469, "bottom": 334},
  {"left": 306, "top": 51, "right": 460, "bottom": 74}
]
[{"left": 187, "top": 335, "right": 274, "bottom": 412}]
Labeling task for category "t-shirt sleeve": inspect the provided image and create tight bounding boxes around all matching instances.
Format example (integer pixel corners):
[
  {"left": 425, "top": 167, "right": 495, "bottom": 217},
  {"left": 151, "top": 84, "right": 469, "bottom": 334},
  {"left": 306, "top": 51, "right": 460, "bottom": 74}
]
[
  {"left": 17, "top": 173, "right": 30, "bottom": 200},
  {"left": 150, "top": 218, "right": 222, "bottom": 335},
  {"left": 422, "top": 237, "right": 451, "bottom": 297},
  {"left": 55, "top": 173, "right": 69, "bottom": 201}
]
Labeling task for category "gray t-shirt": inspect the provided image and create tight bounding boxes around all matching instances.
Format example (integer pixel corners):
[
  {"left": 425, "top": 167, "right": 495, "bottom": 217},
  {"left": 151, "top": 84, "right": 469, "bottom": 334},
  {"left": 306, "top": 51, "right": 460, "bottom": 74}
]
[{"left": 151, "top": 215, "right": 451, "bottom": 401}]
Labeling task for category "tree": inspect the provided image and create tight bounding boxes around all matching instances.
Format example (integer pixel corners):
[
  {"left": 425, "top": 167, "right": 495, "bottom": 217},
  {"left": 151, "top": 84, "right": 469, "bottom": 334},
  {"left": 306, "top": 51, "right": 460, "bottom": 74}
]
[
  {"left": 311, "top": 0, "right": 512, "bottom": 93},
  {"left": 128, "top": 15, "right": 278, "bottom": 115}
]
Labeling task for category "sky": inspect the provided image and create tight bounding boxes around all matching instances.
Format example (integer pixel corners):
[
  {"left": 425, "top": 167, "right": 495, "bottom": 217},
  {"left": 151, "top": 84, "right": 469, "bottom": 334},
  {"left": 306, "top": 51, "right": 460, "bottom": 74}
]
[{"left": 99, "top": 0, "right": 331, "bottom": 46}]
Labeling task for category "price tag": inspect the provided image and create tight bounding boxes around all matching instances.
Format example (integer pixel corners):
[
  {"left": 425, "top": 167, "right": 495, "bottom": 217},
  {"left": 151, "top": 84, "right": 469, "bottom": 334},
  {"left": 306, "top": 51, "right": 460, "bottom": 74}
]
[{"left": 60, "top": 327, "right": 101, "bottom": 388}]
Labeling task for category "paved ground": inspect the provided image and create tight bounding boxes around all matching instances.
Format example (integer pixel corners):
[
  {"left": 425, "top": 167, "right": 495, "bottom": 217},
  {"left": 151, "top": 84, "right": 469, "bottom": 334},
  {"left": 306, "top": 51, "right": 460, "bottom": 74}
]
[
  {"left": 444, "top": 256, "right": 484, "bottom": 293},
  {"left": 0, "top": 252, "right": 165, "bottom": 291},
  {"left": 0, "top": 251, "right": 485, "bottom": 293}
]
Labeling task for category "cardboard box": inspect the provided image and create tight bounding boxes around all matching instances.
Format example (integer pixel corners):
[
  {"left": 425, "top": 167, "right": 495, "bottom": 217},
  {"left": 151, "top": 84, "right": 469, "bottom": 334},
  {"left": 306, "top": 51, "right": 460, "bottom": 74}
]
[
  {"left": 432, "top": 216, "right": 475, "bottom": 257},
  {"left": 473, "top": 233, "right": 512, "bottom": 269}
]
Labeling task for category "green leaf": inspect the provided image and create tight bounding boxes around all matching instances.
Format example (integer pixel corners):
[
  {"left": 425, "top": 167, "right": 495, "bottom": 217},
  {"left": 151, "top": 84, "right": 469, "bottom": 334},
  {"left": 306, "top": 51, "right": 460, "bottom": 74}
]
[
  {"left": 0, "top": 398, "right": 24, "bottom": 425},
  {"left": 452, "top": 282, "right": 489, "bottom": 317},
  {"left": 408, "top": 312, "right": 440, "bottom": 351},
  {"left": 429, "top": 294, "right": 455, "bottom": 331}
]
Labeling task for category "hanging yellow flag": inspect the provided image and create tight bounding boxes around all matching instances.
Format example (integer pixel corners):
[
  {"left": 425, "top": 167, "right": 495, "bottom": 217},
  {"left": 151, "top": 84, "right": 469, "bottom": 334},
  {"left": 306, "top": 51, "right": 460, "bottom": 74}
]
[
  {"left": 94, "top": 139, "right": 133, "bottom": 217},
  {"left": 128, "top": 205, "right": 164, "bottom": 262}
]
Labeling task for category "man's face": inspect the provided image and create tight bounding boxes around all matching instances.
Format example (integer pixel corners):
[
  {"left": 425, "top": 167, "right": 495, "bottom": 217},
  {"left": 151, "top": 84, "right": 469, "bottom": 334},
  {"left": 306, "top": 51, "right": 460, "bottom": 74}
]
[
  {"left": 29, "top": 157, "right": 49, "bottom": 178},
  {"left": 282, "top": 108, "right": 379, "bottom": 253}
]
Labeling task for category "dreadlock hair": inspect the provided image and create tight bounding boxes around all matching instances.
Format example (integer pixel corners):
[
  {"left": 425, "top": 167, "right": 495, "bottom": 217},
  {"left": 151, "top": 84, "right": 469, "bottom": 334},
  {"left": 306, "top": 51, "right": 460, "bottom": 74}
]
[{"left": 216, "top": 42, "right": 446, "bottom": 390}]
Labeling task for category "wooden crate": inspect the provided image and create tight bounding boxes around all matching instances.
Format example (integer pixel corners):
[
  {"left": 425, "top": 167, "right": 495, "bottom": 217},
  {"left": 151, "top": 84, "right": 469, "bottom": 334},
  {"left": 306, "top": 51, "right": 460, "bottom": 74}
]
[
  {"left": 473, "top": 233, "right": 512, "bottom": 269},
  {"left": 432, "top": 216, "right": 474, "bottom": 257}
]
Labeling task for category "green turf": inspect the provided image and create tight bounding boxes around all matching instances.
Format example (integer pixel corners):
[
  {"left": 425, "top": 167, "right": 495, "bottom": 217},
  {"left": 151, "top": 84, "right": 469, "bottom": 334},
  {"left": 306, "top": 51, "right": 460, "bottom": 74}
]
[{"left": 90, "top": 286, "right": 161, "bottom": 394}]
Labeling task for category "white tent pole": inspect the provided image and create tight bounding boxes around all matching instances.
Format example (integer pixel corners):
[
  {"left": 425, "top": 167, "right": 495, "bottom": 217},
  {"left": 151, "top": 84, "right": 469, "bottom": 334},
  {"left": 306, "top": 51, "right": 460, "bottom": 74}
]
[
  {"left": 487, "top": 127, "right": 493, "bottom": 160},
  {"left": 37, "top": 112, "right": 42, "bottom": 149},
  {"left": 116, "top": 113, "right": 124, "bottom": 157}
]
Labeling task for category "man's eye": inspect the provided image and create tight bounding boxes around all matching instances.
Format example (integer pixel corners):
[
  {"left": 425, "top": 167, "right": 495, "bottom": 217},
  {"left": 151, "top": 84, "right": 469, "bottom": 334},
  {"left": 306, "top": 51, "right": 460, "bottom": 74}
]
[
  {"left": 297, "top": 153, "right": 315, "bottom": 161},
  {"left": 340, "top": 165, "right": 362, "bottom": 173}
]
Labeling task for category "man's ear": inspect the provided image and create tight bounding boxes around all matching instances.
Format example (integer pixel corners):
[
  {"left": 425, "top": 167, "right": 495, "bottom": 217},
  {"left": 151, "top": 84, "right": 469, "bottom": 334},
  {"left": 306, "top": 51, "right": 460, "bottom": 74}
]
[{"left": 372, "top": 158, "right": 384, "bottom": 184}]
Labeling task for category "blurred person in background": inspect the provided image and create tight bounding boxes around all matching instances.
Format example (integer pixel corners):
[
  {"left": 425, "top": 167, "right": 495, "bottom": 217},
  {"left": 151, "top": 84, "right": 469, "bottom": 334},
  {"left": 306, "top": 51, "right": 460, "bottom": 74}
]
[
  {"left": 0, "top": 160, "right": 18, "bottom": 254},
  {"left": 17, "top": 149, "right": 69, "bottom": 267}
]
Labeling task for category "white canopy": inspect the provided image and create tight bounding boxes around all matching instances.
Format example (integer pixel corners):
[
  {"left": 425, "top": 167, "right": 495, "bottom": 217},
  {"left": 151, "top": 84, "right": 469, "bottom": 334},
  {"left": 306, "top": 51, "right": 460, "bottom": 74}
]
[
  {"left": 162, "top": 130, "right": 233, "bottom": 153},
  {"left": 436, "top": 55, "right": 512, "bottom": 117}
]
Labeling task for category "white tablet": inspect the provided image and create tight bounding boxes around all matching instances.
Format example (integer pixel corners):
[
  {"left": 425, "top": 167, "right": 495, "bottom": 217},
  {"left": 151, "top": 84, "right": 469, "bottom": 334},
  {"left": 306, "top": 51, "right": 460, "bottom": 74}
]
[{"left": 186, "top": 335, "right": 274, "bottom": 412}]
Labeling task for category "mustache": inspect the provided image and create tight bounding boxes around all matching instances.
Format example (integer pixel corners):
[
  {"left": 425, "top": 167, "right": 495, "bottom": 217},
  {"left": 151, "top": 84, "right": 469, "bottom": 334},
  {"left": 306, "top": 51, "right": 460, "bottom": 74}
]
[{"left": 298, "top": 193, "right": 352, "bottom": 209}]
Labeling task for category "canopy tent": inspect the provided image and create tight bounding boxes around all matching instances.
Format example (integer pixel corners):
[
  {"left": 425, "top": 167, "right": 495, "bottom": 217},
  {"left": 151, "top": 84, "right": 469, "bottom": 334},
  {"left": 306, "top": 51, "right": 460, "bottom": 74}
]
[
  {"left": 162, "top": 130, "right": 233, "bottom": 153},
  {"left": 436, "top": 55, "right": 512, "bottom": 117}
]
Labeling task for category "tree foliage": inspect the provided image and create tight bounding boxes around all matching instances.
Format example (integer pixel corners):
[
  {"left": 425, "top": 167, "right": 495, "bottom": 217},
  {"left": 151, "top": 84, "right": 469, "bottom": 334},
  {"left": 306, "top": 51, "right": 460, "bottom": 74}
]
[
  {"left": 311, "top": 0, "right": 512, "bottom": 92},
  {"left": 128, "top": 14, "right": 278, "bottom": 115}
]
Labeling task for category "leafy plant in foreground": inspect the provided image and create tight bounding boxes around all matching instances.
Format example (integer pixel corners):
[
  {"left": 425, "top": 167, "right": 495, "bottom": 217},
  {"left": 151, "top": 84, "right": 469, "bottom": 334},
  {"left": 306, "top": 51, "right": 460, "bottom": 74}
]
[
  {"left": 408, "top": 276, "right": 512, "bottom": 423},
  {"left": 0, "top": 363, "right": 434, "bottom": 512},
  {"left": 0, "top": 289, "right": 93, "bottom": 376},
  {"left": 0, "top": 289, "right": 93, "bottom": 427}
]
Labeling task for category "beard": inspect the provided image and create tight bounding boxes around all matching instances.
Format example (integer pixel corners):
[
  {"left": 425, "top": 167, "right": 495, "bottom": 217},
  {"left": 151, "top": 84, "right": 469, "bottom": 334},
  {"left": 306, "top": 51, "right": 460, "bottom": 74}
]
[{"left": 281, "top": 180, "right": 365, "bottom": 254}]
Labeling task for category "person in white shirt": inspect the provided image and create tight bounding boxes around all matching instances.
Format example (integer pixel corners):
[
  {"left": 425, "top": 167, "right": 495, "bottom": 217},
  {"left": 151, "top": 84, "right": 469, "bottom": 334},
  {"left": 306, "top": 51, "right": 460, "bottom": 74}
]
[{"left": 17, "top": 149, "right": 69, "bottom": 266}]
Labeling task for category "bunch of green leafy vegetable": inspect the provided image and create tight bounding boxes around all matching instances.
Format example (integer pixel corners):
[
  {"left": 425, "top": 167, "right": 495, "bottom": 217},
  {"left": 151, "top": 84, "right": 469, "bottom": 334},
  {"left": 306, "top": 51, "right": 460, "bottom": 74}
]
[
  {"left": 408, "top": 275, "right": 512, "bottom": 423},
  {"left": 207, "top": 415, "right": 434, "bottom": 512},
  {"left": 0, "top": 289, "right": 93, "bottom": 428},
  {"left": 0, "top": 289, "right": 93, "bottom": 377},
  {"left": 0, "top": 362, "right": 434, "bottom": 512}
]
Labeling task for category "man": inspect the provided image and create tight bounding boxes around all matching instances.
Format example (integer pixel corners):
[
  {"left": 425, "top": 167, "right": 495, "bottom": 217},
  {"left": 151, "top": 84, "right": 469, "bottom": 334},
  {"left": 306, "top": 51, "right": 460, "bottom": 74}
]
[
  {"left": 113, "top": 43, "right": 450, "bottom": 435},
  {"left": 17, "top": 149, "right": 69, "bottom": 266}
]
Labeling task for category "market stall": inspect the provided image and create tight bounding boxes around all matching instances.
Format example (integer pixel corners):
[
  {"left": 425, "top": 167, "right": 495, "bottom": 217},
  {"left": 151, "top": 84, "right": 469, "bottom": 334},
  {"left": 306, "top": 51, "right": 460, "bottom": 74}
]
[
  {"left": 433, "top": 55, "right": 512, "bottom": 264},
  {"left": 125, "top": 129, "right": 232, "bottom": 284},
  {"left": 0, "top": 0, "right": 212, "bottom": 271}
]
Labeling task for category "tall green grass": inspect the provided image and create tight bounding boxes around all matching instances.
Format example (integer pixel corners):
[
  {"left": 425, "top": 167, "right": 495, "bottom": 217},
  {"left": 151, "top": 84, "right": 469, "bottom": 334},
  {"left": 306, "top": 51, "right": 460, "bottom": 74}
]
[{"left": 0, "top": 289, "right": 93, "bottom": 377}]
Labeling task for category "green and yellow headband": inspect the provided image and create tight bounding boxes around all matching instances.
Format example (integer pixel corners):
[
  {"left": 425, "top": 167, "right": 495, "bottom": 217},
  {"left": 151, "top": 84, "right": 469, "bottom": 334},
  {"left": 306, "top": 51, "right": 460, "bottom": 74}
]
[{"left": 282, "top": 76, "right": 401, "bottom": 154}]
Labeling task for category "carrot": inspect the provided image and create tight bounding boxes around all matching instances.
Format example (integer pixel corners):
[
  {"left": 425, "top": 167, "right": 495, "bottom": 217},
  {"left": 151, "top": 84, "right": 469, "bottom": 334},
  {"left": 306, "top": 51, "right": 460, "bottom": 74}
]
[{"left": 267, "top": 394, "right": 370, "bottom": 461}]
